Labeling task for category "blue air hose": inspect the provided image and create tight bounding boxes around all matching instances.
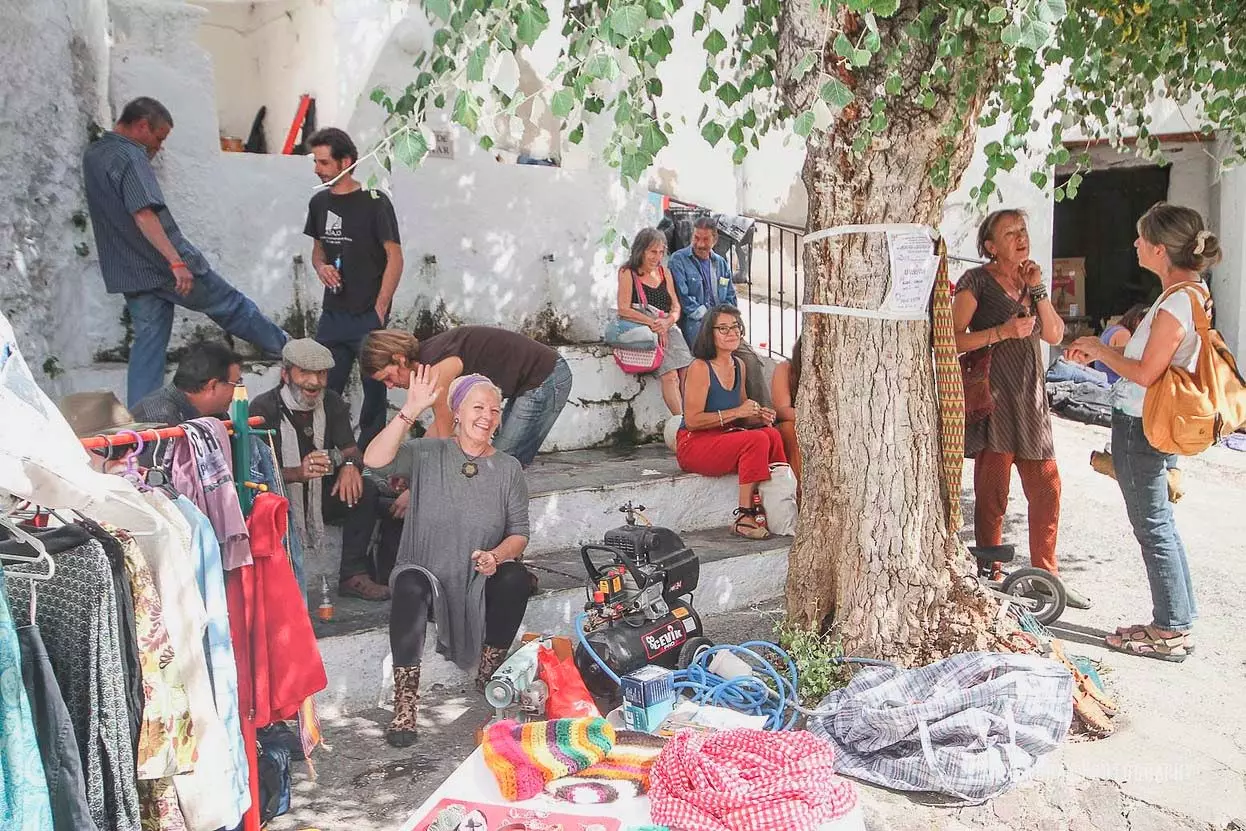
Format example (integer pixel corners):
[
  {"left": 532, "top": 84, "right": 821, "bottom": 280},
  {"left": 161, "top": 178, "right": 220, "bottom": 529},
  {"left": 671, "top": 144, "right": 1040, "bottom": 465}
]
[{"left": 573, "top": 611, "right": 896, "bottom": 730}]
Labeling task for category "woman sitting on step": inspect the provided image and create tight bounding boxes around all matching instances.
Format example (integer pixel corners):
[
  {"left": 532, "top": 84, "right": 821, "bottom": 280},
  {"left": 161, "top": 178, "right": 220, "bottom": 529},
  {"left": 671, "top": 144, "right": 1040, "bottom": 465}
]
[
  {"left": 363, "top": 369, "right": 533, "bottom": 747},
  {"left": 675, "top": 304, "right": 786, "bottom": 540}
]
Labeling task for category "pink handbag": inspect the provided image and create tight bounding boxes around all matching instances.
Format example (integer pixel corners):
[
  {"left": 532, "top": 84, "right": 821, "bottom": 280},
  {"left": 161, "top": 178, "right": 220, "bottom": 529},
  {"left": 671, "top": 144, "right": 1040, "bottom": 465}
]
[{"left": 612, "top": 273, "right": 666, "bottom": 374}]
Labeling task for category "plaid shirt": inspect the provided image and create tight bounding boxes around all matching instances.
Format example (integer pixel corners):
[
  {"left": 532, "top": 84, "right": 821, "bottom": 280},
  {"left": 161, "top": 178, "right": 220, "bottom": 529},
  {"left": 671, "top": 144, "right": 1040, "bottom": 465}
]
[
  {"left": 649, "top": 729, "right": 857, "bottom": 831},
  {"left": 807, "top": 652, "right": 1073, "bottom": 804}
]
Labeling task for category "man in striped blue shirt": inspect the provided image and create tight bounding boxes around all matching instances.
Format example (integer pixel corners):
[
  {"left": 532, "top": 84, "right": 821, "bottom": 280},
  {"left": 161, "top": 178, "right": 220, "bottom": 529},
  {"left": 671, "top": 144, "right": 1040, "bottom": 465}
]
[{"left": 83, "top": 97, "right": 288, "bottom": 406}]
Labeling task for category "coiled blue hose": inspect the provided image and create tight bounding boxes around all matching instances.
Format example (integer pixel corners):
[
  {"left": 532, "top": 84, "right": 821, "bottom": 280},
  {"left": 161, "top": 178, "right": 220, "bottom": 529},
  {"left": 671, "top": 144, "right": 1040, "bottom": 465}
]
[{"left": 573, "top": 612, "right": 895, "bottom": 730}]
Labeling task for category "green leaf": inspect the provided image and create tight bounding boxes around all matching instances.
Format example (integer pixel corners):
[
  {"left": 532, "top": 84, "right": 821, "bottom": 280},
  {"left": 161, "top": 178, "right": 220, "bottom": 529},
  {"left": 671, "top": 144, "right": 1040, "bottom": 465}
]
[
  {"left": 568, "top": 124, "right": 585, "bottom": 144},
  {"left": 732, "top": 145, "right": 748, "bottom": 164},
  {"left": 833, "top": 33, "right": 854, "bottom": 60},
  {"left": 705, "top": 29, "right": 728, "bottom": 55},
  {"left": 708, "top": 0, "right": 728, "bottom": 10},
  {"left": 987, "top": 6, "right": 1007, "bottom": 24},
  {"left": 370, "top": 87, "right": 387, "bottom": 105},
  {"left": 647, "top": 77, "right": 664, "bottom": 96},
  {"left": 641, "top": 122, "right": 669, "bottom": 154},
  {"left": 649, "top": 27, "right": 674, "bottom": 59},
  {"left": 466, "top": 44, "right": 489, "bottom": 83},
  {"left": 452, "top": 91, "right": 479, "bottom": 132},
  {"left": 727, "top": 121, "right": 744, "bottom": 144},
  {"left": 819, "top": 78, "right": 854, "bottom": 108},
  {"left": 863, "top": 30, "right": 880, "bottom": 53},
  {"left": 608, "top": 5, "right": 647, "bottom": 38},
  {"left": 551, "top": 89, "right": 575, "bottom": 118},
  {"left": 790, "top": 52, "right": 817, "bottom": 81},
  {"left": 699, "top": 67, "right": 718, "bottom": 93},
  {"left": 716, "top": 82, "right": 742, "bottom": 106},
  {"left": 479, "top": 135, "right": 494, "bottom": 150},
  {"left": 869, "top": 0, "right": 899, "bottom": 15},
  {"left": 1030, "top": 171, "right": 1048, "bottom": 190},
  {"left": 585, "top": 96, "right": 605, "bottom": 114},
  {"left": 516, "top": 7, "right": 544, "bottom": 46},
  {"left": 701, "top": 121, "right": 726, "bottom": 147},
  {"left": 393, "top": 129, "right": 428, "bottom": 168},
  {"left": 692, "top": 11, "right": 705, "bottom": 32},
  {"left": 852, "top": 49, "right": 872, "bottom": 67},
  {"left": 884, "top": 72, "right": 903, "bottom": 95},
  {"left": 585, "top": 54, "right": 620, "bottom": 81},
  {"left": 760, "top": 0, "right": 780, "bottom": 17},
  {"left": 646, "top": 0, "right": 667, "bottom": 17},
  {"left": 793, "top": 110, "right": 816, "bottom": 137},
  {"left": 424, "top": 0, "right": 452, "bottom": 22},
  {"left": 621, "top": 152, "right": 649, "bottom": 182}
]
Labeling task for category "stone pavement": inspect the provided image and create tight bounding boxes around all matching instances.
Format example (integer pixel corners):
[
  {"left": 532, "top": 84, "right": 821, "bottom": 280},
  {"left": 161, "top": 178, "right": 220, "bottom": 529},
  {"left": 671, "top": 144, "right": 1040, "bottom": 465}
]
[{"left": 270, "top": 416, "right": 1246, "bottom": 831}]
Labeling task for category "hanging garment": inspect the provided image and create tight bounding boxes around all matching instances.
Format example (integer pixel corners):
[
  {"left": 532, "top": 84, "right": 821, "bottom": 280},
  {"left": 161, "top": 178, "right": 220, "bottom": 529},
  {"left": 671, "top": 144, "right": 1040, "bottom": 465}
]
[
  {"left": 228, "top": 492, "right": 326, "bottom": 727},
  {"left": 107, "top": 526, "right": 196, "bottom": 778},
  {"left": 248, "top": 436, "right": 305, "bottom": 599},
  {"left": 136, "top": 492, "right": 245, "bottom": 831},
  {"left": 227, "top": 492, "right": 327, "bottom": 831},
  {"left": 81, "top": 521, "right": 145, "bottom": 760},
  {"left": 6, "top": 540, "right": 141, "bottom": 831},
  {"left": 0, "top": 570, "right": 54, "bottom": 830},
  {"left": 172, "top": 497, "right": 250, "bottom": 819},
  {"left": 17, "top": 622, "right": 92, "bottom": 831},
  {"left": 171, "top": 419, "right": 252, "bottom": 570}
]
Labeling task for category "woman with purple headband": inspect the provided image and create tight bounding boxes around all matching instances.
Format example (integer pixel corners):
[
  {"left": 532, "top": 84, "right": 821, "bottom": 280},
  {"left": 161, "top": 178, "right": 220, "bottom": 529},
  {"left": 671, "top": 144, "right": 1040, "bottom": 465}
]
[{"left": 364, "top": 368, "right": 533, "bottom": 747}]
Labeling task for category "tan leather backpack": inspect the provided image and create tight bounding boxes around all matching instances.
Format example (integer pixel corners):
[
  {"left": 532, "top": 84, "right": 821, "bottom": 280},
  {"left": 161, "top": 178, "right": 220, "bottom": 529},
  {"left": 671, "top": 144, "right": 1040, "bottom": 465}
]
[{"left": 1143, "top": 282, "right": 1246, "bottom": 455}]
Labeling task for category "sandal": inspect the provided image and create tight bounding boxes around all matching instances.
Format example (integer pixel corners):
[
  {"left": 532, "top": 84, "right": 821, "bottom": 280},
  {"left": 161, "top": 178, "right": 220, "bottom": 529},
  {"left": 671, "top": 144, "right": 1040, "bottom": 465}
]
[
  {"left": 732, "top": 508, "right": 771, "bottom": 540},
  {"left": 1114, "top": 623, "right": 1195, "bottom": 654},
  {"left": 1104, "top": 625, "right": 1189, "bottom": 663},
  {"left": 339, "top": 574, "right": 392, "bottom": 601}
]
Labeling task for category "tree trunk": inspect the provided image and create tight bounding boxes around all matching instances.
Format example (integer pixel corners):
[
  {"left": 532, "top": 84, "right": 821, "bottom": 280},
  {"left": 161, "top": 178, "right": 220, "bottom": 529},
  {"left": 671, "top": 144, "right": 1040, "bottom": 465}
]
[{"left": 779, "top": 1, "right": 1001, "bottom": 664}]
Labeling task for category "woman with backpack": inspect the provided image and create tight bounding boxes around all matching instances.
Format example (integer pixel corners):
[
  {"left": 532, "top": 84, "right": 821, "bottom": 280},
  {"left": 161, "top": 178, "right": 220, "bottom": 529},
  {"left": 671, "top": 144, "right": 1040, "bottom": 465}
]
[{"left": 1067, "top": 202, "right": 1222, "bottom": 662}]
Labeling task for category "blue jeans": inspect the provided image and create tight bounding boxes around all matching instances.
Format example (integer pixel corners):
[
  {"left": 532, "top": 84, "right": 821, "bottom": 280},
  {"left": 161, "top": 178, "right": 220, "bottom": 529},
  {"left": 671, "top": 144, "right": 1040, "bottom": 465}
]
[
  {"left": 316, "top": 308, "right": 388, "bottom": 448},
  {"left": 124, "top": 269, "right": 288, "bottom": 406},
  {"left": 493, "top": 356, "right": 573, "bottom": 466},
  {"left": 1111, "top": 413, "right": 1197, "bottom": 631}
]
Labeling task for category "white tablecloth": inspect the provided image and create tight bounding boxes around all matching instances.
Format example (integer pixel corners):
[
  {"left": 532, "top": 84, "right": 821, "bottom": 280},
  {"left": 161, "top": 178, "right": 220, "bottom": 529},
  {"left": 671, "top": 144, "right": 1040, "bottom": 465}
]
[{"left": 402, "top": 747, "right": 866, "bottom": 831}]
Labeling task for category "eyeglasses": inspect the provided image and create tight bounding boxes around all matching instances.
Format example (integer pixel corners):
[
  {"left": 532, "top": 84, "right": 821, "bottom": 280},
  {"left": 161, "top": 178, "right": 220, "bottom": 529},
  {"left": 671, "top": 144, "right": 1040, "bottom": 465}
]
[{"left": 713, "top": 324, "right": 743, "bottom": 334}]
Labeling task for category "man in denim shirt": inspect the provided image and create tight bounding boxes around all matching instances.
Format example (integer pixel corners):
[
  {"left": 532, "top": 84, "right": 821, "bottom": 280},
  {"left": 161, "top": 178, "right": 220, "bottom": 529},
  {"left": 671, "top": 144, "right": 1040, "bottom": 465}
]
[
  {"left": 670, "top": 217, "right": 737, "bottom": 345},
  {"left": 669, "top": 217, "right": 769, "bottom": 404}
]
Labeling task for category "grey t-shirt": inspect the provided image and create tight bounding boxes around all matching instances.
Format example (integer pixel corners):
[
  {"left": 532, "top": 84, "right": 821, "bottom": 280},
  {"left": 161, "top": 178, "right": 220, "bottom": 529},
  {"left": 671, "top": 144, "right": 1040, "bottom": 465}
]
[
  {"left": 82, "top": 132, "right": 210, "bottom": 294},
  {"left": 391, "top": 439, "right": 529, "bottom": 669},
  {"left": 129, "top": 384, "right": 200, "bottom": 426}
]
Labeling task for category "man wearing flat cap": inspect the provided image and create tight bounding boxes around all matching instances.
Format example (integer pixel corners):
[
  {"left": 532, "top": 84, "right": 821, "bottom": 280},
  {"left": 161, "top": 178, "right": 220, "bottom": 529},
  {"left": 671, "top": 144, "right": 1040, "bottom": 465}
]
[{"left": 250, "top": 338, "right": 390, "bottom": 600}]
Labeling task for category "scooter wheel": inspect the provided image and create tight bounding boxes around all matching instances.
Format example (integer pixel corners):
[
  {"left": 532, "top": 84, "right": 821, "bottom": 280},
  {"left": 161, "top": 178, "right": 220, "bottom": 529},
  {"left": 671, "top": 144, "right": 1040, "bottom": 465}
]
[
  {"left": 1001, "top": 567, "right": 1066, "bottom": 625},
  {"left": 678, "top": 637, "right": 714, "bottom": 669}
]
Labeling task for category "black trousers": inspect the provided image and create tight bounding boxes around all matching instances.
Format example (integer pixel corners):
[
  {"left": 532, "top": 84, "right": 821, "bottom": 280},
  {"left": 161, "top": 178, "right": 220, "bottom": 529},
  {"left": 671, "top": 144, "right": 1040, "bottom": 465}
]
[
  {"left": 316, "top": 309, "right": 388, "bottom": 449},
  {"left": 321, "top": 471, "right": 381, "bottom": 582},
  {"left": 389, "top": 561, "right": 531, "bottom": 666}
]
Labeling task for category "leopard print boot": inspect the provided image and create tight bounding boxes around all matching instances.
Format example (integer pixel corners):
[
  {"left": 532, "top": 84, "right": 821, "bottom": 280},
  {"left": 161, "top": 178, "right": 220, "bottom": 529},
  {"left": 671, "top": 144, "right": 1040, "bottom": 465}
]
[
  {"left": 475, "top": 645, "right": 510, "bottom": 695},
  {"left": 387, "top": 664, "right": 421, "bottom": 747}
]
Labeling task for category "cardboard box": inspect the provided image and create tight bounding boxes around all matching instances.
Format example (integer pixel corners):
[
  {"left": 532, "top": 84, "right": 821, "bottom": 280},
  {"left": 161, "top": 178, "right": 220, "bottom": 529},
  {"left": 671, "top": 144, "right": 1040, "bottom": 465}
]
[
  {"left": 1052, "top": 257, "right": 1087, "bottom": 317},
  {"left": 621, "top": 666, "right": 675, "bottom": 733}
]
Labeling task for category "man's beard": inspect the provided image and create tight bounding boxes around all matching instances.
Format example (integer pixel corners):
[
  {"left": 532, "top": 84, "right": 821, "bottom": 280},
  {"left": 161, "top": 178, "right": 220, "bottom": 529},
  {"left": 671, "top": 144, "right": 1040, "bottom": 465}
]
[{"left": 290, "top": 384, "right": 323, "bottom": 409}]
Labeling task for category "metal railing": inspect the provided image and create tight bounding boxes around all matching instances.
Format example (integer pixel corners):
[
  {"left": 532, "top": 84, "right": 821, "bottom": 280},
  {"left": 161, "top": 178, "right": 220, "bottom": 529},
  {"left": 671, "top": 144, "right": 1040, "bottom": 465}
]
[{"left": 728, "top": 216, "right": 805, "bottom": 360}]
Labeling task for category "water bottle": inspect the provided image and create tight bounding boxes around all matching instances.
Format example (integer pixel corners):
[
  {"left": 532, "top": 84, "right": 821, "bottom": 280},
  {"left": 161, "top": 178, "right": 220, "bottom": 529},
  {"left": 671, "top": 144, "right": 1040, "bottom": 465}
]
[{"left": 317, "top": 575, "right": 335, "bottom": 622}]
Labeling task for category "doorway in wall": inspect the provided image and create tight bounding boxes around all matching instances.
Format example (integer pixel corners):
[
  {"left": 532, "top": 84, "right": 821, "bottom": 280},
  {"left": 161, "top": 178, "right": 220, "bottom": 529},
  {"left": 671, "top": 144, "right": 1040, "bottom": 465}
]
[{"left": 1053, "top": 165, "right": 1171, "bottom": 330}]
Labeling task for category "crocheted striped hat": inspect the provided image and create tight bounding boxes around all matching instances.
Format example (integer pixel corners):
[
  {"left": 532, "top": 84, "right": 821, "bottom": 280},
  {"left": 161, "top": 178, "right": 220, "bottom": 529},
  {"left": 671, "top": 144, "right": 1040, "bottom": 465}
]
[
  {"left": 482, "top": 718, "right": 616, "bottom": 801},
  {"left": 545, "top": 730, "right": 667, "bottom": 804}
]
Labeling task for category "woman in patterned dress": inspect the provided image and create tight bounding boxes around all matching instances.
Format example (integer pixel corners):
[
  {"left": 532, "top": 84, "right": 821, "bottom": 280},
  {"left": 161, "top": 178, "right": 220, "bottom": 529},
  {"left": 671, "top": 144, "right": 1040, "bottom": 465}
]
[{"left": 952, "top": 209, "right": 1089, "bottom": 609}]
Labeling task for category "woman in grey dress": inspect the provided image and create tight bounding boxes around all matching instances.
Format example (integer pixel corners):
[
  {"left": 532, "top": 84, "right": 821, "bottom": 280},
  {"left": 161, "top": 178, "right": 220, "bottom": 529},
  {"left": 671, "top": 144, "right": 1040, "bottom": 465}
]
[{"left": 363, "top": 367, "right": 532, "bottom": 747}]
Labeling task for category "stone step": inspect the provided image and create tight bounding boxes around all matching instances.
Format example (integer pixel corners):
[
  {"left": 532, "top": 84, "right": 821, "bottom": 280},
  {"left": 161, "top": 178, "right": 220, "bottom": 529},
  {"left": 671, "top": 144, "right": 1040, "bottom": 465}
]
[
  {"left": 524, "top": 444, "right": 740, "bottom": 554},
  {"left": 312, "top": 527, "right": 791, "bottom": 716}
]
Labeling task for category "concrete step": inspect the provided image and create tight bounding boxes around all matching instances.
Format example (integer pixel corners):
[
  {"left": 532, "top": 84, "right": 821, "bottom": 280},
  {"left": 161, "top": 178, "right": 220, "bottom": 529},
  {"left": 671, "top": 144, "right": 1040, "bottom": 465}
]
[
  {"left": 524, "top": 444, "right": 740, "bottom": 554},
  {"left": 313, "top": 527, "right": 791, "bottom": 716}
]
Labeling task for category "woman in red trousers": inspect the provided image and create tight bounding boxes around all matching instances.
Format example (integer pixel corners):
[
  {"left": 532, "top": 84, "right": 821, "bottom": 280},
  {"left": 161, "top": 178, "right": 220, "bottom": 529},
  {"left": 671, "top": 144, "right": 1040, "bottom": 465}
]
[{"left": 675, "top": 305, "right": 786, "bottom": 540}]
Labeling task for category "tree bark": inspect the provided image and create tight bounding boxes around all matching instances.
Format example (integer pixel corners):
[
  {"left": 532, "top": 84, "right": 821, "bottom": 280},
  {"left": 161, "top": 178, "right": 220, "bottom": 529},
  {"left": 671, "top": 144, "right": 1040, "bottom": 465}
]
[{"left": 779, "top": 1, "right": 1002, "bottom": 664}]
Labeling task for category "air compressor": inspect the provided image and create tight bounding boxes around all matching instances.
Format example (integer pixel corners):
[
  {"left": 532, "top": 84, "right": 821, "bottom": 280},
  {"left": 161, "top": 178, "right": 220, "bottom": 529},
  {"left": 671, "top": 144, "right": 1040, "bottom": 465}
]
[{"left": 573, "top": 503, "right": 710, "bottom": 699}]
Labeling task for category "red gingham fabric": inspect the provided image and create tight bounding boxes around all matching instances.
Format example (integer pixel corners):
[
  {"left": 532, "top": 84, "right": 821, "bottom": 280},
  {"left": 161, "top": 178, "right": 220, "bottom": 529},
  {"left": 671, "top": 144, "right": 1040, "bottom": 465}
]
[{"left": 648, "top": 729, "right": 857, "bottom": 831}]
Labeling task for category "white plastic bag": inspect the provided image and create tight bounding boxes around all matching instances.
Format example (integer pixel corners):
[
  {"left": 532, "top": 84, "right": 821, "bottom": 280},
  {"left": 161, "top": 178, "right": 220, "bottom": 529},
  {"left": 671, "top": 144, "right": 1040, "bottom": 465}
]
[{"left": 758, "top": 462, "right": 798, "bottom": 535}]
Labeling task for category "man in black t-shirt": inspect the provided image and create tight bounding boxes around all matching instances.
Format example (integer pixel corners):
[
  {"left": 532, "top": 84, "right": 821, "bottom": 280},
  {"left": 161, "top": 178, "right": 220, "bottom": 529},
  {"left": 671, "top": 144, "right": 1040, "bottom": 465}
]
[
  {"left": 250, "top": 339, "right": 391, "bottom": 601},
  {"left": 304, "top": 128, "right": 403, "bottom": 448}
]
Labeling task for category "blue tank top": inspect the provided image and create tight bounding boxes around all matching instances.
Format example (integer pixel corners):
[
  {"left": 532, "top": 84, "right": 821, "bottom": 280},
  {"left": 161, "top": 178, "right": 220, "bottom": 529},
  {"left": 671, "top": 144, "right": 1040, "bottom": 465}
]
[{"left": 684, "top": 358, "right": 741, "bottom": 428}]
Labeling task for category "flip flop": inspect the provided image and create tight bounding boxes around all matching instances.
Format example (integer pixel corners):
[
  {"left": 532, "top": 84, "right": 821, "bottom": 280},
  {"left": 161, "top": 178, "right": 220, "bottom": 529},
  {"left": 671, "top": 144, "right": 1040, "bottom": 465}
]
[{"left": 1105, "top": 626, "right": 1189, "bottom": 663}]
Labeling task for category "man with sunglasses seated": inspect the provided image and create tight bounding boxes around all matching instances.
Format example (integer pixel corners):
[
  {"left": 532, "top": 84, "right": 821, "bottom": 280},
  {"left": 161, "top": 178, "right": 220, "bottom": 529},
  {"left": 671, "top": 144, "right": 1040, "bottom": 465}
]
[{"left": 130, "top": 341, "right": 244, "bottom": 425}]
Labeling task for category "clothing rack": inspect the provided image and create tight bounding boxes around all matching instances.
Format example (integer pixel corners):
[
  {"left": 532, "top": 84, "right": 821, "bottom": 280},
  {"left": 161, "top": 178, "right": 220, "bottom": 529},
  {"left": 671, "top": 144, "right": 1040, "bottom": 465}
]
[
  {"left": 77, "top": 395, "right": 274, "bottom": 513},
  {"left": 78, "top": 416, "right": 267, "bottom": 450}
]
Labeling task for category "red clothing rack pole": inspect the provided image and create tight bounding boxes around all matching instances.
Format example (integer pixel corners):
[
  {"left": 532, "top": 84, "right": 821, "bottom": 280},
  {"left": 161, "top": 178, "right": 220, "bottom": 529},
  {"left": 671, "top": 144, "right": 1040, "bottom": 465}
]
[{"left": 78, "top": 417, "right": 266, "bottom": 450}]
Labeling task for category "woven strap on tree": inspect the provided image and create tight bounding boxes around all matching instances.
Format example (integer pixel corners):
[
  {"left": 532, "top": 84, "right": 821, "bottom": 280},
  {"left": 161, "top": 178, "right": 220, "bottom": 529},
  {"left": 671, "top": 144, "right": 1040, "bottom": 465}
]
[{"left": 931, "top": 237, "right": 964, "bottom": 529}]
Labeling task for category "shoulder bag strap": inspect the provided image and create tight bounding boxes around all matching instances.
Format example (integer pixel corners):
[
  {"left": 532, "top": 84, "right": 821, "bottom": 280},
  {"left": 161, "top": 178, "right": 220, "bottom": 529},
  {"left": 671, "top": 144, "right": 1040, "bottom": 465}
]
[{"left": 631, "top": 268, "right": 650, "bottom": 308}]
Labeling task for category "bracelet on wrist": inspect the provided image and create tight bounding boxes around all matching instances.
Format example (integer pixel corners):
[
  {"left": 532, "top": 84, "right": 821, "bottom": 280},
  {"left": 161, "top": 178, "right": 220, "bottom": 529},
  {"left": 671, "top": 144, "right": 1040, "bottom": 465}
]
[
  {"left": 396, "top": 410, "right": 417, "bottom": 427},
  {"left": 169, "top": 261, "right": 186, "bottom": 270},
  {"left": 718, "top": 411, "right": 724, "bottom": 427}
]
